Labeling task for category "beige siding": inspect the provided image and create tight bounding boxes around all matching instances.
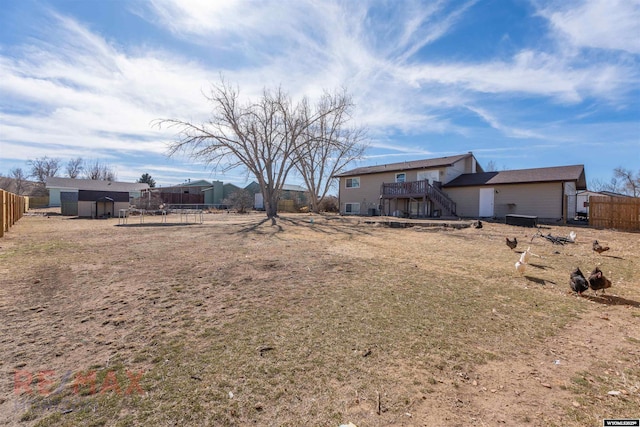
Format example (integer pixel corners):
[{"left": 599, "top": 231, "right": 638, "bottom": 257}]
[
  {"left": 77, "top": 201, "right": 129, "bottom": 218},
  {"left": 443, "top": 187, "right": 480, "bottom": 217},
  {"left": 78, "top": 202, "right": 93, "bottom": 218},
  {"left": 494, "top": 183, "right": 563, "bottom": 219},
  {"left": 444, "top": 182, "right": 564, "bottom": 219},
  {"left": 443, "top": 158, "right": 473, "bottom": 184},
  {"left": 339, "top": 175, "right": 385, "bottom": 214},
  {"left": 339, "top": 171, "right": 418, "bottom": 214},
  {"left": 339, "top": 164, "right": 467, "bottom": 215}
]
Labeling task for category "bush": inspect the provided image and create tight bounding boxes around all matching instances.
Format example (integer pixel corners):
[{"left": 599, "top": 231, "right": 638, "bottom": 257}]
[{"left": 318, "top": 196, "right": 339, "bottom": 213}]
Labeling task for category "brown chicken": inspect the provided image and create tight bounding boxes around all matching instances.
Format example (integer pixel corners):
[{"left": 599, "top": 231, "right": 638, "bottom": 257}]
[
  {"left": 506, "top": 237, "right": 518, "bottom": 250},
  {"left": 592, "top": 240, "right": 610, "bottom": 254},
  {"left": 588, "top": 266, "right": 612, "bottom": 296}
]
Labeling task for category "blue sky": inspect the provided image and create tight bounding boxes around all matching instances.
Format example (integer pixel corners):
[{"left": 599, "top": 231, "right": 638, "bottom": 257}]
[{"left": 1, "top": 0, "right": 638, "bottom": 188}]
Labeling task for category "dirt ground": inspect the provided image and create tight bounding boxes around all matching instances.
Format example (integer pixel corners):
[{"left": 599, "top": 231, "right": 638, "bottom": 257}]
[{"left": 0, "top": 210, "right": 638, "bottom": 426}]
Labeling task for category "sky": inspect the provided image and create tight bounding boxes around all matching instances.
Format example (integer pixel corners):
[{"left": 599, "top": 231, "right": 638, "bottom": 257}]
[{"left": 0, "top": 0, "right": 638, "bottom": 188}]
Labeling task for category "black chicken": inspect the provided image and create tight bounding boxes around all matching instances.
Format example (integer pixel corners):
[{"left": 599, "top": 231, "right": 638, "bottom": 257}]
[
  {"left": 506, "top": 237, "right": 518, "bottom": 250},
  {"left": 588, "top": 266, "right": 612, "bottom": 296},
  {"left": 569, "top": 267, "right": 589, "bottom": 295}
]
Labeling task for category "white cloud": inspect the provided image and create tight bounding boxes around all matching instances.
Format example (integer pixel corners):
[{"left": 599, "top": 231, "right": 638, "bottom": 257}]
[
  {"left": 1, "top": 0, "right": 638, "bottom": 185},
  {"left": 464, "top": 105, "right": 544, "bottom": 139},
  {"left": 399, "top": 48, "right": 636, "bottom": 104},
  {"left": 0, "top": 12, "right": 218, "bottom": 160},
  {"left": 539, "top": 0, "right": 640, "bottom": 54}
]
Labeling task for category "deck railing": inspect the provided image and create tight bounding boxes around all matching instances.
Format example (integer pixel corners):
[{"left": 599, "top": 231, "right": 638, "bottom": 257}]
[
  {"left": 381, "top": 180, "right": 456, "bottom": 216},
  {"left": 381, "top": 180, "right": 430, "bottom": 197}
]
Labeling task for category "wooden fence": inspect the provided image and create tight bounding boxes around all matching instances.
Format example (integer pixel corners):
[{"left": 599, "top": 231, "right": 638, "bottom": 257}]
[
  {"left": 589, "top": 195, "right": 640, "bottom": 231},
  {"left": 1, "top": 189, "right": 28, "bottom": 238},
  {"left": 28, "top": 195, "right": 50, "bottom": 209}
]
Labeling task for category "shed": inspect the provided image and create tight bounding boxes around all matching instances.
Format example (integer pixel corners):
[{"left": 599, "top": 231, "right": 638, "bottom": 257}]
[{"left": 45, "top": 178, "right": 149, "bottom": 217}]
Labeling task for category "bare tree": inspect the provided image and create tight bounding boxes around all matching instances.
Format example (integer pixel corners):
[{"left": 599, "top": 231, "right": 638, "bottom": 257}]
[
  {"left": 0, "top": 173, "right": 9, "bottom": 191},
  {"left": 84, "top": 160, "right": 117, "bottom": 181},
  {"left": 10, "top": 168, "right": 27, "bottom": 195},
  {"left": 485, "top": 160, "right": 498, "bottom": 172},
  {"left": 613, "top": 167, "right": 640, "bottom": 197},
  {"left": 28, "top": 156, "right": 61, "bottom": 183},
  {"left": 66, "top": 157, "right": 84, "bottom": 178},
  {"left": 590, "top": 168, "right": 640, "bottom": 197},
  {"left": 157, "top": 80, "right": 345, "bottom": 222},
  {"left": 294, "top": 90, "right": 367, "bottom": 213},
  {"left": 589, "top": 177, "right": 620, "bottom": 193}
]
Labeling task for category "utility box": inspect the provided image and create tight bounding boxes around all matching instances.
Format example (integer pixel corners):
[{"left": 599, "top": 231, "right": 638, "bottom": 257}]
[{"left": 506, "top": 214, "right": 538, "bottom": 227}]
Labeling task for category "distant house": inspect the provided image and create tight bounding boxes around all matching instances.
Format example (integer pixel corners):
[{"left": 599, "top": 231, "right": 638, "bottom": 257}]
[
  {"left": 335, "top": 153, "right": 587, "bottom": 222},
  {"left": 201, "top": 181, "right": 225, "bottom": 206},
  {"left": 45, "top": 177, "right": 149, "bottom": 217},
  {"left": 248, "top": 182, "right": 308, "bottom": 211},
  {"left": 575, "top": 190, "right": 633, "bottom": 219},
  {"left": 278, "top": 184, "right": 308, "bottom": 212},
  {"left": 223, "top": 183, "right": 242, "bottom": 201},
  {"left": 156, "top": 179, "right": 212, "bottom": 205}
]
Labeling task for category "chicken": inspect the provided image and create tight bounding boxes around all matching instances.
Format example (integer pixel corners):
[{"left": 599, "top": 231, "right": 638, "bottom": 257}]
[
  {"left": 592, "top": 240, "right": 610, "bottom": 254},
  {"left": 588, "top": 266, "right": 612, "bottom": 296},
  {"left": 515, "top": 260, "right": 526, "bottom": 275},
  {"left": 568, "top": 231, "right": 577, "bottom": 243},
  {"left": 569, "top": 267, "right": 589, "bottom": 295},
  {"left": 519, "top": 247, "right": 532, "bottom": 264},
  {"left": 474, "top": 220, "right": 483, "bottom": 229},
  {"left": 506, "top": 237, "right": 518, "bottom": 250}
]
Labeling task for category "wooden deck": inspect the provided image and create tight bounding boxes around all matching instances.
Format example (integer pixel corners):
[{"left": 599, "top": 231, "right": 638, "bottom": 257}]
[{"left": 380, "top": 180, "right": 457, "bottom": 217}]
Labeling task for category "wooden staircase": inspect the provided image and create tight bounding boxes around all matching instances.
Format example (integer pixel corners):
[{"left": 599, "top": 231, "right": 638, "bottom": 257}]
[{"left": 426, "top": 183, "right": 457, "bottom": 217}]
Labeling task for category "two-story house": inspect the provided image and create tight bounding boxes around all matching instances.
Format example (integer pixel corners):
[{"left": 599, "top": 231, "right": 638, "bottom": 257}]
[
  {"left": 335, "top": 153, "right": 480, "bottom": 218},
  {"left": 335, "top": 153, "right": 587, "bottom": 222}
]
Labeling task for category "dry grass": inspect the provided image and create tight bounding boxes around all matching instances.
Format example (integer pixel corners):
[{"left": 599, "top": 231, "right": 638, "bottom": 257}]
[{"left": 0, "top": 211, "right": 638, "bottom": 426}]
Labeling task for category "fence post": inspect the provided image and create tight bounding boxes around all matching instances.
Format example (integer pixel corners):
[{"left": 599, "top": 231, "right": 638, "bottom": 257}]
[
  {"left": 0, "top": 190, "right": 5, "bottom": 238},
  {"left": 0, "top": 189, "right": 29, "bottom": 239}
]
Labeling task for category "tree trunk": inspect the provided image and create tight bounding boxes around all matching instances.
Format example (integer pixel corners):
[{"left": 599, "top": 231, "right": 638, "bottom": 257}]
[{"left": 264, "top": 194, "right": 279, "bottom": 221}]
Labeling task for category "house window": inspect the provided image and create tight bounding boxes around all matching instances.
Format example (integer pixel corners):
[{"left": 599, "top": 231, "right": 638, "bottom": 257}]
[
  {"left": 346, "top": 177, "right": 360, "bottom": 188},
  {"left": 345, "top": 203, "right": 360, "bottom": 214},
  {"left": 396, "top": 173, "right": 406, "bottom": 183}
]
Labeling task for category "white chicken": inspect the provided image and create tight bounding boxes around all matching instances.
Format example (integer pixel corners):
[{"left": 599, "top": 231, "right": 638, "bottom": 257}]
[
  {"left": 568, "top": 231, "right": 577, "bottom": 243},
  {"left": 515, "top": 260, "right": 526, "bottom": 275}
]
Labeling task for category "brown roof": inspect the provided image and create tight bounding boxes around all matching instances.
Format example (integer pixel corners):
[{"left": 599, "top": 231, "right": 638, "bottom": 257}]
[
  {"left": 335, "top": 153, "right": 477, "bottom": 177},
  {"left": 444, "top": 165, "right": 586, "bottom": 189}
]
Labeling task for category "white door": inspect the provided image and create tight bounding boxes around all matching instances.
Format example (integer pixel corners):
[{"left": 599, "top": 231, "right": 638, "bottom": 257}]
[
  {"left": 254, "top": 193, "right": 264, "bottom": 209},
  {"left": 479, "top": 188, "right": 494, "bottom": 217}
]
